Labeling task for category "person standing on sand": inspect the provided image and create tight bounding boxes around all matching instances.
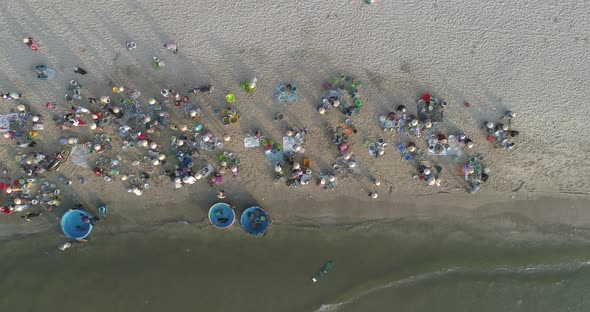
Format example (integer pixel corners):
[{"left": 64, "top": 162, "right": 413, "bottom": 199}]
[
  {"left": 164, "top": 43, "right": 178, "bottom": 54},
  {"left": 74, "top": 66, "right": 87, "bottom": 75},
  {"left": 217, "top": 190, "right": 226, "bottom": 199}
]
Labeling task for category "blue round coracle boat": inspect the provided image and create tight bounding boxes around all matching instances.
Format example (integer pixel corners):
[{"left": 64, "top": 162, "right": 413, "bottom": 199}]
[
  {"left": 240, "top": 206, "right": 270, "bottom": 235},
  {"left": 61, "top": 209, "right": 93, "bottom": 239},
  {"left": 208, "top": 203, "right": 236, "bottom": 229}
]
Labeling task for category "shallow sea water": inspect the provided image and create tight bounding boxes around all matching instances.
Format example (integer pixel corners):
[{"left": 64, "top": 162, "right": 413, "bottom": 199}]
[{"left": 0, "top": 218, "right": 589, "bottom": 312}]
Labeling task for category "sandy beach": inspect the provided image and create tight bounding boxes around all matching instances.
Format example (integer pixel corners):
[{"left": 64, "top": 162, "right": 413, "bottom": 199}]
[{"left": 0, "top": 0, "right": 588, "bottom": 238}]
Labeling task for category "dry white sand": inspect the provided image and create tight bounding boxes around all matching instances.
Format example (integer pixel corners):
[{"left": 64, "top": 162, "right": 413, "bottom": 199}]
[{"left": 0, "top": 0, "right": 589, "bottom": 238}]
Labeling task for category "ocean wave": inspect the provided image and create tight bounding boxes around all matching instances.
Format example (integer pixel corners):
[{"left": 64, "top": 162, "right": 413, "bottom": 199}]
[
  {"left": 315, "top": 261, "right": 590, "bottom": 312},
  {"left": 316, "top": 268, "right": 457, "bottom": 312}
]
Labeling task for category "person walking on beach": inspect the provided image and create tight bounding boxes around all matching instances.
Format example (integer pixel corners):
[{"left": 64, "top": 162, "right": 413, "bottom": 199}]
[
  {"left": 23, "top": 37, "right": 38, "bottom": 51},
  {"left": 22, "top": 211, "right": 42, "bottom": 221},
  {"left": 74, "top": 66, "right": 87, "bottom": 75},
  {"left": 164, "top": 43, "right": 178, "bottom": 54}
]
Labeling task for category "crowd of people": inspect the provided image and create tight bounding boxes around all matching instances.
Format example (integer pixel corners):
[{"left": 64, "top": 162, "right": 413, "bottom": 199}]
[{"left": 0, "top": 37, "right": 519, "bottom": 241}]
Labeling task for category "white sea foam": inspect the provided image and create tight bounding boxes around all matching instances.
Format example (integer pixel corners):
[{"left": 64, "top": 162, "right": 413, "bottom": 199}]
[{"left": 315, "top": 261, "right": 590, "bottom": 312}]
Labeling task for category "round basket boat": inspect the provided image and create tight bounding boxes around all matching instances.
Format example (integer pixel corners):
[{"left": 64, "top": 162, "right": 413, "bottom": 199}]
[
  {"left": 61, "top": 209, "right": 93, "bottom": 239},
  {"left": 240, "top": 206, "right": 270, "bottom": 235},
  {"left": 208, "top": 203, "right": 236, "bottom": 229}
]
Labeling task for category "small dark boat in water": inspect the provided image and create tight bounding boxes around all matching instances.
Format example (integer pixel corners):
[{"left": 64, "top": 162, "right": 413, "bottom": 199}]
[{"left": 312, "top": 260, "right": 333, "bottom": 283}]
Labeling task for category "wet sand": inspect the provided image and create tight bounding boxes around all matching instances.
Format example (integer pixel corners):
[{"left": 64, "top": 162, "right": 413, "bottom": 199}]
[{"left": 2, "top": 200, "right": 590, "bottom": 312}]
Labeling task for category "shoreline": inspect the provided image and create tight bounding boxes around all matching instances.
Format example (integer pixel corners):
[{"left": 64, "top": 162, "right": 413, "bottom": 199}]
[{"left": 2, "top": 191, "right": 589, "bottom": 243}]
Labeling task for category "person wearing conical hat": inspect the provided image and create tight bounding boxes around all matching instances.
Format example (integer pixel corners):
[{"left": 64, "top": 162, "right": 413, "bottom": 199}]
[
  {"left": 23, "top": 37, "right": 38, "bottom": 51},
  {"left": 109, "top": 106, "right": 124, "bottom": 119},
  {"left": 504, "top": 110, "right": 515, "bottom": 120},
  {"left": 216, "top": 190, "right": 225, "bottom": 199},
  {"left": 100, "top": 96, "right": 111, "bottom": 104},
  {"left": 494, "top": 123, "right": 508, "bottom": 132}
]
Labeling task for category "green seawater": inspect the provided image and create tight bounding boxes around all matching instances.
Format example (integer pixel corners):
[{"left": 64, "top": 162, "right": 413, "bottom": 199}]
[{"left": 0, "top": 218, "right": 589, "bottom": 312}]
